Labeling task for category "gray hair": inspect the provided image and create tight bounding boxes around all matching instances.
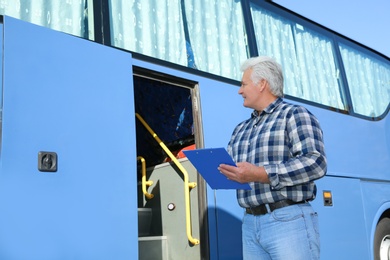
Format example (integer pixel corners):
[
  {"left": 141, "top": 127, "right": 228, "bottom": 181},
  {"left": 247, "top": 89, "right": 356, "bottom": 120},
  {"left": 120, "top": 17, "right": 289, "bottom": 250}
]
[{"left": 240, "top": 56, "right": 284, "bottom": 97}]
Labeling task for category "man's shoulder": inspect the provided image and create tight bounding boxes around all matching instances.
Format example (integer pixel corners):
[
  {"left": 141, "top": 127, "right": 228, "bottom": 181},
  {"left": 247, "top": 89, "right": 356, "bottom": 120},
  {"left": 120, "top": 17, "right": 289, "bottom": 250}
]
[
  {"left": 276, "top": 99, "right": 302, "bottom": 112},
  {"left": 279, "top": 100, "right": 323, "bottom": 128},
  {"left": 279, "top": 100, "right": 310, "bottom": 112},
  {"left": 275, "top": 100, "right": 315, "bottom": 120}
]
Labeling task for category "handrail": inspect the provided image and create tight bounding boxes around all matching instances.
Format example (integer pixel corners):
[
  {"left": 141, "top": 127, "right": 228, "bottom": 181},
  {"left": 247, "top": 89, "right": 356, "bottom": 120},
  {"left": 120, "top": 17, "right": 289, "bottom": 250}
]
[
  {"left": 135, "top": 113, "right": 200, "bottom": 245},
  {"left": 137, "top": 156, "right": 154, "bottom": 199}
]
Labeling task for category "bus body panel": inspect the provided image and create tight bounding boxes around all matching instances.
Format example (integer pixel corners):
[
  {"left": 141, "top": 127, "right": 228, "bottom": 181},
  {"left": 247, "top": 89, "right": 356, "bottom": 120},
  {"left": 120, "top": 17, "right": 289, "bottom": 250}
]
[
  {"left": 1, "top": 15, "right": 390, "bottom": 260},
  {"left": 360, "top": 181, "right": 390, "bottom": 255},
  {"left": 311, "top": 176, "right": 370, "bottom": 259},
  {"left": 0, "top": 17, "right": 138, "bottom": 259},
  {"left": 305, "top": 104, "right": 389, "bottom": 182}
]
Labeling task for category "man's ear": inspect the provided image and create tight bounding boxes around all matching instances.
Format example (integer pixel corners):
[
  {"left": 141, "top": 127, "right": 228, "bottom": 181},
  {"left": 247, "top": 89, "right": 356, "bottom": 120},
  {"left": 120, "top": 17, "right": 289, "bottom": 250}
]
[{"left": 258, "top": 79, "right": 267, "bottom": 92}]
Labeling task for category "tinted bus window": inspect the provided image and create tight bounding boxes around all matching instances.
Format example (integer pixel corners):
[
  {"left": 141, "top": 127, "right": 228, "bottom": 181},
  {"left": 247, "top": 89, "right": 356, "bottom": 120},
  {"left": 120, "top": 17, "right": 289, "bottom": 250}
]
[
  {"left": 339, "top": 43, "right": 390, "bottom": 117},
  {"left": 0, "top": 1, "right": 91, "bottom": 39},
  {"left": 109, "top": 0, "right": 248, "bottom": 80},
  {"left": 110, "top": 1, "right": 188, "bottom": 66},
  {"left": 182, "top": 0, "right": 248, "bottom": 80},
  {"left": 250, "top": 2, "right": 346, "bottom": 110}
]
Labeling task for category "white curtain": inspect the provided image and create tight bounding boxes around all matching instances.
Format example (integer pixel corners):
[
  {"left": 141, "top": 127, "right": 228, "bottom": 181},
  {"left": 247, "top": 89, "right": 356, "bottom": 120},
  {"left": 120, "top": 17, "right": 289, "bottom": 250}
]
[
  {"left": 293, "top": 25, "right": 344, "bottom": 109},
  {"left": 0, "top": 0, "right": 89, "bottom": 38},
  {"left": 183, "top": 0, "right": 248, "bottom": 80},
  {"left": 110, "top": 0, "right": 248, "bottom": 80},
  {"left": 250, "top": 8, "right": 300, "bottom": 96},
  {"left": 110, "top": 0, "right": 188, "bottom": 66},
  {"left": 250, "top": 4, "right": 344, "bottom": 110},
  {"left": 340, "top": 44, "right": 390, "bottom": 117}
]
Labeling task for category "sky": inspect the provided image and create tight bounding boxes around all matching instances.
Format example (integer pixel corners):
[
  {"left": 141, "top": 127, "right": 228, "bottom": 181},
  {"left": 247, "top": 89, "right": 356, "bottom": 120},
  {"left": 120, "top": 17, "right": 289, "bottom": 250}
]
[{"left": 272, "top": 0, "right": 390, "bottom": 58}]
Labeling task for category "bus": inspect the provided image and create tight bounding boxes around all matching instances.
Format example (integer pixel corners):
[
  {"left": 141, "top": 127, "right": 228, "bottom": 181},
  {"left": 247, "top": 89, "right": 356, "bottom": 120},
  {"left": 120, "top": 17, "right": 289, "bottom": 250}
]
[{"left": 0, "top": 1, "right": 389, "bottom": 259}]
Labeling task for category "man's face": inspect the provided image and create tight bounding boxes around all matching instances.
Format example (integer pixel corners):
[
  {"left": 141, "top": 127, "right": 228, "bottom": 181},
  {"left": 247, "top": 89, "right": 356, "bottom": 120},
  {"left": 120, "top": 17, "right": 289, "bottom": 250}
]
[{"left": 239, "top": 69, "right": 262, "bottom": 110}]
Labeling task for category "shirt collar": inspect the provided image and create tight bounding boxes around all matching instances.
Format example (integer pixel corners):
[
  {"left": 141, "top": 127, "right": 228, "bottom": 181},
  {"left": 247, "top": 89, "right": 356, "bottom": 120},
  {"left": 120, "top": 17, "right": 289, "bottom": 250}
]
[{"left": 251, "top": 97, "right": 283, "bottom": 118}]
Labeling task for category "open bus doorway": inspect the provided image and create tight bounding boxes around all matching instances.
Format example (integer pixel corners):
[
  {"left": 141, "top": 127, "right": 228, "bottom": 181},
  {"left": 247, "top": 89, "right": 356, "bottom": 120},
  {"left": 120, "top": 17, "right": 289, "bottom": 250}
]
[
  {"left": 134, "top": 74, "right": 195, "bottom": 168},
  {"left": 133, "top": 69, "right": 207, "bottom": 260}
]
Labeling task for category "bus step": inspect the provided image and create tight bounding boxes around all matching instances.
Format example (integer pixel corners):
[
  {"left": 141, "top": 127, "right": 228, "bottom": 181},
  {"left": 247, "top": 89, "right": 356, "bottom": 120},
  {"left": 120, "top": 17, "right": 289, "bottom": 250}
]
[
  {"left": 138, "top": 208, "right": 152, "bottom": 237},
  {"left": 138, "top": 236, "right": 168, "bottom": 260}
]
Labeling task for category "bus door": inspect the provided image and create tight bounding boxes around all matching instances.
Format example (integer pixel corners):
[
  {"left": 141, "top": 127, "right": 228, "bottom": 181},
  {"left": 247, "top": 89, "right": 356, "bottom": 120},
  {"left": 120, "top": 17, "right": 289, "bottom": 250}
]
[
  {"left": 131, "top": 63, "right": 250, "bottom": 260},
  {"left": 0, "top": 17, "right": 138, "bottom": 259},
  {"left": 198, "top": 78, "right": 249, "bottom": 260},
  {"left": 132, "top": 70, "right": 203, "bottom": 259}
]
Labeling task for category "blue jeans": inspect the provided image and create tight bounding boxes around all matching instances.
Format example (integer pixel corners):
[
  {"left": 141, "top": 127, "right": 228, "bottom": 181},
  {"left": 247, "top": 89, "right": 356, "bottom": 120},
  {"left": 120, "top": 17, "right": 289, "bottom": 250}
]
[{"left": 242, "top": 203, "right": 320, "bottom": 260}]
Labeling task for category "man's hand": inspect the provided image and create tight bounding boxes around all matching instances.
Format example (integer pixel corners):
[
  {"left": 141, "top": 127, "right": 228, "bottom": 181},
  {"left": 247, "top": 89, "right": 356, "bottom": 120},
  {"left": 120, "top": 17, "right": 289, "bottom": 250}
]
[{"left": 218, "top": 162, "right": 270, "bottom": 184}]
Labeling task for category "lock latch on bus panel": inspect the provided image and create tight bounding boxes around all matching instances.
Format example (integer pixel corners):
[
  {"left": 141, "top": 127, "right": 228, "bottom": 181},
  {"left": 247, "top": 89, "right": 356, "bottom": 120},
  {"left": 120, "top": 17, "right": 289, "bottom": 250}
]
[{"left": 38, "top": 151, "right": 58, "bottom": 172}]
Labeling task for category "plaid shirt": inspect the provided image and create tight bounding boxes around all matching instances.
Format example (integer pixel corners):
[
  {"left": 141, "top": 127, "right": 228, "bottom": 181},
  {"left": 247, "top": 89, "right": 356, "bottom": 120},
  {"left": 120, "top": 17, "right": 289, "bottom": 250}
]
[{"left": 227, "top": 98, "right": 327, "bottom": 208}]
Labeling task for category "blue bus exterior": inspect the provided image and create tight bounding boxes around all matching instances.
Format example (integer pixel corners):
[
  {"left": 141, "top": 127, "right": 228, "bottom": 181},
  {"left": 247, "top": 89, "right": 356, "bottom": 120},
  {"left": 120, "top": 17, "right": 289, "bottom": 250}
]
[{"left": 0, "top": 0, "right": 389, "bottom": 259}]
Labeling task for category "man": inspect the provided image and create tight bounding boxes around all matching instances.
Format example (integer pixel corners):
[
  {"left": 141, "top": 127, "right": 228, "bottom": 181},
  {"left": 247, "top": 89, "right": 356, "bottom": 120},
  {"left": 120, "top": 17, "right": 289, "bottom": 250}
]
[{"left": 218, "top": 56, "right": 327, "bottom": 260}]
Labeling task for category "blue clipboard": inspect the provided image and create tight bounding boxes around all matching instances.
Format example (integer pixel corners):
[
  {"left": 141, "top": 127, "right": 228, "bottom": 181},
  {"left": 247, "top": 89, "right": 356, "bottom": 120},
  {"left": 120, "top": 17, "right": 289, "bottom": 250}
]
[{"left": 183, "top": 148, "right": 251, "bottom": 190}]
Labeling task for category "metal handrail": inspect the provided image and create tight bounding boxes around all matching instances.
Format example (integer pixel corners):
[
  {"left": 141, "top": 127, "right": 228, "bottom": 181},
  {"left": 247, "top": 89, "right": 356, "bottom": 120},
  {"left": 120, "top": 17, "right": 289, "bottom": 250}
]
[
  {"left": 137, "top": 156, "right": 154, "bottom": 199},
  {"left": 135, "top": 113, "right": 200, "bottom": 245}
]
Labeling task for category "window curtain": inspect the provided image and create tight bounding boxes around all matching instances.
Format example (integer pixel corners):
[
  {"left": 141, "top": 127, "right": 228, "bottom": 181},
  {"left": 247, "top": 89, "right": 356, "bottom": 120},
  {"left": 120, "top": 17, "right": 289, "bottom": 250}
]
[
  {"left": 249, "top": 7, "right": 300, "bottom": 96},
  {"left": 292, "top": 25, "right": 344, "bottom": 109},
  {"left": 110, "top": 0, "right": 248, "bottom": 80},
  {"left": 0, "top": 0, "right": 89, "bottom": 38},
  {"left": 340, "top": 44, "right": 390, "bottom": 117},
  {"left": 110, "top": 0, "right": 188, "bottom": 66},
  {"left": 183, "top": 0, "right": 248, "bottom": 80},
  {"left": 250, "top": 4, "right": 344, "bottom": 110}
]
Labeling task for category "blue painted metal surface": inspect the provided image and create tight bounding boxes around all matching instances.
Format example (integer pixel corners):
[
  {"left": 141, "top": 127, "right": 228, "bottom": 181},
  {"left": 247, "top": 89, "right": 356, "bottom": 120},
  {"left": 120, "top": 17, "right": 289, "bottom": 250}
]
[
  {"left": 0, "top": 17, "right": 138, "bottom": 259},
  {"left": 311, "top": 177, "right": 370, "bottom": 259},
  {"left": 0, "top": 16, "right": 388, "bottom": 259}
]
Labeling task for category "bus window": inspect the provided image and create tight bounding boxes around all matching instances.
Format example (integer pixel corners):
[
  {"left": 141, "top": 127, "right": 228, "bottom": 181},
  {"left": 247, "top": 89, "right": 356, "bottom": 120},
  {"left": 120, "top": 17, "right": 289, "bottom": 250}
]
[
  {"left": 110, "top": 1, "right": 188, "bottom": 67},
  {"left": 249, "top": 3, "right": 346, "bottom": 110},
  {"left": 109, "top": 0, "right": 249, "bottom": 80},
  {"left": 182, "top": 0, "right": 248, "bottom": 80},
  {"left": 339, "top": 43, "right": 390, "bottom": 118},
  {"left": 0, "top": 1, "right": 92, "bottom": 39}
]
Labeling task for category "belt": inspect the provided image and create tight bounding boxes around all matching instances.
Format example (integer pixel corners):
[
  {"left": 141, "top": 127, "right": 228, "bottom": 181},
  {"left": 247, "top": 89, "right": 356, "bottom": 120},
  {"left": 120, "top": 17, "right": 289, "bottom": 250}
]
[{"left": 245, "top": 199, "right": 306, "bottom": 216}]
